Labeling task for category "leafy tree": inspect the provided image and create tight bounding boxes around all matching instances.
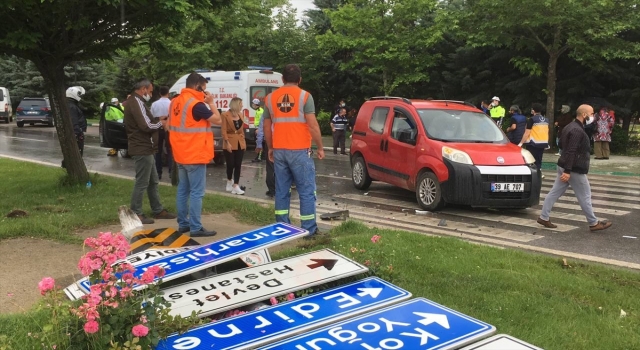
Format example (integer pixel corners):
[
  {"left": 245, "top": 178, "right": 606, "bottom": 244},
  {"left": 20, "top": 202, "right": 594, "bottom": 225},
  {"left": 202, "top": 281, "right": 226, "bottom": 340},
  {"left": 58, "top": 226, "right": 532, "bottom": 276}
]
[
  {"left": 116, "top": 0, "right": 284, "bottom": 88},
  {"left": 0, "top": 55, "right": 47, "bottom": 109},
  {"left": 318, "top": 0, "right": 444, "bottom": 96},
  {"left": 0, "top": 0, "right": 229, "bottom": 184},
  {"left": 452, "top": 0, "right": 640, "bottom": 139},
  {"left": 0, "top": 56, "right": 113, "bottom": 117}
]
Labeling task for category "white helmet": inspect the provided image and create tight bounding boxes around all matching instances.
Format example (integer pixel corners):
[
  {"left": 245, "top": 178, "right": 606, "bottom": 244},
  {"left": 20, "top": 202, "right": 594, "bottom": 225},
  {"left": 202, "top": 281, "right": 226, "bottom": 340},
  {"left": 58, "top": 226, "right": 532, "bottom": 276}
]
[{"left": 66, "top": 86, "right": 86, "bottom": 101}]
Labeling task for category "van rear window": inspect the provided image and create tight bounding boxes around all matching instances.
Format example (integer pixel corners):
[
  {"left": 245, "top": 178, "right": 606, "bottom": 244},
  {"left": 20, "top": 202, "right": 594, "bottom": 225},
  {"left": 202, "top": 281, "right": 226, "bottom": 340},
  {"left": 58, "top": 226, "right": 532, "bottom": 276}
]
[{"left": 0, "top": 90, "right": 4, "bottom": 100}]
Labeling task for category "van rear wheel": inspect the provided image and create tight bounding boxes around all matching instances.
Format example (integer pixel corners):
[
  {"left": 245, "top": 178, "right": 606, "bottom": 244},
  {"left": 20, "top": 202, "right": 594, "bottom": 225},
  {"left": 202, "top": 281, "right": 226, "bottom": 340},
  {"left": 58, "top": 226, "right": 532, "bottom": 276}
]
[
  {"left": 416, "top": 172, "right": 444, "bottom": 211},
  {"left": 351, "top": 156, "right": 372, "bottom": 190}
]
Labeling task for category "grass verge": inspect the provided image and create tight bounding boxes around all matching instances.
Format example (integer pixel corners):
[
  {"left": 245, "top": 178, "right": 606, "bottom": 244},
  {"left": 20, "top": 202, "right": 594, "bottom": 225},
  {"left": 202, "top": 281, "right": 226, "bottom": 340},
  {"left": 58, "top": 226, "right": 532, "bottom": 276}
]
[
  {"left": 0, "top": 158, "right": 273, "bottom": 243},
  {"left": 271, "top": 221, "right": 640, "bottom": 350}
]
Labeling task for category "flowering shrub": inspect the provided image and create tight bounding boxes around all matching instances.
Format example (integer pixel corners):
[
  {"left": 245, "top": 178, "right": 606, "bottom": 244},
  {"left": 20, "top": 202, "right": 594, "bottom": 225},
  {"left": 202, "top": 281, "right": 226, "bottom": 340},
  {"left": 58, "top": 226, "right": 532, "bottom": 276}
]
[{"left": 35, "top": 232, "right": 201, "bottom": 350}]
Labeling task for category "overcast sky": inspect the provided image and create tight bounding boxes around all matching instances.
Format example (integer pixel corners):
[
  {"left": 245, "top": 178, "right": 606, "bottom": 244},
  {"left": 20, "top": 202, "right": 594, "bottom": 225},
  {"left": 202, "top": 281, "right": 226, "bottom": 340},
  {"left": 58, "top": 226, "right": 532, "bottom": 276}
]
[{"left": 289, "top": 0, "right": 316, "bottom": 21}]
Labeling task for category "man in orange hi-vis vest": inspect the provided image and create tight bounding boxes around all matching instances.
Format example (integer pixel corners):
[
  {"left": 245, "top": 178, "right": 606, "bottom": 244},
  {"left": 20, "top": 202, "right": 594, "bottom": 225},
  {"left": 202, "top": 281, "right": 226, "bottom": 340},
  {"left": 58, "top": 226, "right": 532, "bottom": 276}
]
[
  {"left": 169, "top": 72, "right": 222, "bottom": 238},
  {"left": 263, "top": 64, "right": 325, "bottom": 238}
]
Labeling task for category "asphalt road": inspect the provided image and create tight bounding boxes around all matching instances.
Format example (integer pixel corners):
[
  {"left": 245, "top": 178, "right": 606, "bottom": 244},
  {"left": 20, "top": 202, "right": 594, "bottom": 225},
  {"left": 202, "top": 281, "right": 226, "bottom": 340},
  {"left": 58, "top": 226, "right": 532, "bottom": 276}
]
[{"left": 1, "top": 124, "right": 639, "bottom": 269}]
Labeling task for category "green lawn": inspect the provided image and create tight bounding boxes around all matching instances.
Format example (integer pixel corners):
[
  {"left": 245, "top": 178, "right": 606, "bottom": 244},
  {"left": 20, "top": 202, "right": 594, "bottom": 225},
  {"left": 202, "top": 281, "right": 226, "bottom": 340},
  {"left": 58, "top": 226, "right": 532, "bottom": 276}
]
[
  {"left": 0, "top": 158, "right": 639, "bottom": 349},
  {"left": 272, "top": 222, "right": 640, "bottom": 350},
  {"left": 0, "top": 158, "right": 273, "bottom": 243}
]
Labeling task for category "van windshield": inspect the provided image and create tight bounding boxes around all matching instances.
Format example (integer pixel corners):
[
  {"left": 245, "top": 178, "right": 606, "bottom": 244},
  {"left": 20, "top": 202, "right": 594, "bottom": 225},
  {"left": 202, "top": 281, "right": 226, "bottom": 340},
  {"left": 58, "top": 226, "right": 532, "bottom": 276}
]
[{"left": 417, "top": 109, "right": 507, "bottom": 143}]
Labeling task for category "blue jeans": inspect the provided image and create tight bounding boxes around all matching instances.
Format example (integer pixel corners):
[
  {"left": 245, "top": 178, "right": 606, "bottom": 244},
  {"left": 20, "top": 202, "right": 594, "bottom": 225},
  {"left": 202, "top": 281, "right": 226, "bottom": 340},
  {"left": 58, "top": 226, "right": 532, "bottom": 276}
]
[
  {"left": 176, "top": 163, "right": 206, "bottom": 232},
  {"left": 274, "top": 149, "right": 317, "bottom": 234}
]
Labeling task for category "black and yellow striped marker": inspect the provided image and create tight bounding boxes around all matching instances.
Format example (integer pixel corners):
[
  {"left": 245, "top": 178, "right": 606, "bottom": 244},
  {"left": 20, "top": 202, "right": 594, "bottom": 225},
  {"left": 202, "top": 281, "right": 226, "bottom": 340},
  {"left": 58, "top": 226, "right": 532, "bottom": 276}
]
[{"left": 129, "top": 228, "right": 199, "bottom": 254}]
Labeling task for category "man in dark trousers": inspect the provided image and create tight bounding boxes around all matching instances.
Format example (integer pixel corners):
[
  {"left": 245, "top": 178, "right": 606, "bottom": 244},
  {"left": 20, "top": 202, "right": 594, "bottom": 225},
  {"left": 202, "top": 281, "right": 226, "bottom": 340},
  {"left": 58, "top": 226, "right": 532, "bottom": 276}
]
[
  {"left": 536, "top": 104, "right": 612, "bottom": 232},
  {"left": 331, "top": 107, "right": 349, "bottom": 155},
  {"left": 255, "top": 113, "right": 275, "bottom": 198},
  {"left": 124, "top": 78, "right": 176, "bottom": 225},
  {"left": 61, "top": 86, "right": 87, "bottom": 169}
]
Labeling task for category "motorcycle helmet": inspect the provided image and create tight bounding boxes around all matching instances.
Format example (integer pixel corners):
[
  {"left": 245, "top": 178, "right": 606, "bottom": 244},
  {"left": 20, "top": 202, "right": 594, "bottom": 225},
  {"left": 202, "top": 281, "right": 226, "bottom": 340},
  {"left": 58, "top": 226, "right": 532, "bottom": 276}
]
[{"left": 66, "top": 86, "right": 86, "bottom": 101}]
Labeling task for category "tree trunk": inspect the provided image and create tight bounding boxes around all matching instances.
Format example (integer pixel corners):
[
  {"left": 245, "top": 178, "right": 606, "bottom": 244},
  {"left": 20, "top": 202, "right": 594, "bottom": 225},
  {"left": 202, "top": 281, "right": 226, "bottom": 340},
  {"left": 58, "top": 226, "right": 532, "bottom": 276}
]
[
  {"left": 35, "top": 59, "right": 90, "bottom": 184},
  {"left": 382, "top": 69, "right": 389, "bottom": 95},
  {"left": 545, "top": 53, "right": 559, "bottom": 143}
]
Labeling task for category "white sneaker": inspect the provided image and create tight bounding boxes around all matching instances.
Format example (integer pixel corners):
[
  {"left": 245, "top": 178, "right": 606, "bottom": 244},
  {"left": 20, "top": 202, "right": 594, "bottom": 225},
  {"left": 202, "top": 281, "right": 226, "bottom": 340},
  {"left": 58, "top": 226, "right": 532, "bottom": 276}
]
[
  {"left": 541, "top": 174, "right": 546, "bottom": 179},
  {"left": 231, "top": 185, "right": 245, "bottom": 195},
  {"left": 226, "top": 180, "right": 233, "bottom": 192},
  {"left": 554, "top": 153, "right": 560, "bottom": 156}
]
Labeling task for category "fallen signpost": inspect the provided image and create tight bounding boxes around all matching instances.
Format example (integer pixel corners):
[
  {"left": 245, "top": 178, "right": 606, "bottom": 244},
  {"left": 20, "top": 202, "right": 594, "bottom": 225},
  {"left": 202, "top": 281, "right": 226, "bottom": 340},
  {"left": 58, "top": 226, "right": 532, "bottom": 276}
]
[
  {"left": 156, "top": 277, "right": 411, "bottom": 350},
  {"left": 76, "top": 223, "right": 308, "bottom": 293},
  {"left": 259, "top": 298, "right": 496, "bottom": 350},
  {"left": 159, "top": 248, "right": 369, "bottom": 318}
]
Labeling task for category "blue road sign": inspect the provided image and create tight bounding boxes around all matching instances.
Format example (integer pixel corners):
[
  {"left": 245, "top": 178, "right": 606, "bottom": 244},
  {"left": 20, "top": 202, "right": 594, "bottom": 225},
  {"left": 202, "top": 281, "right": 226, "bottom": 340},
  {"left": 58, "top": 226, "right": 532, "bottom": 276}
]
[
  {"left": 260, "top": 298, "right": 496, "bottom": 350},
  {"left": 79, "top": 223, "right": 307, "bottom": 292},
  {"left": 156, "top": 277, "right": 411, "bottom": 350}
]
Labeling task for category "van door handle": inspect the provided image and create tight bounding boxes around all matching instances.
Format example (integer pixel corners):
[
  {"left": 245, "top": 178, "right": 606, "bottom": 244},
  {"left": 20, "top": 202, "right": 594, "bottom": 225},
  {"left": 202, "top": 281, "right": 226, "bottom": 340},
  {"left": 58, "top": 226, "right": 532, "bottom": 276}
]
[
  {"left": 384, "top": 140, "right": 389, "bottom": 152},
  {"left": 380, "top": 139, "right": 384, "bottom": 151}
]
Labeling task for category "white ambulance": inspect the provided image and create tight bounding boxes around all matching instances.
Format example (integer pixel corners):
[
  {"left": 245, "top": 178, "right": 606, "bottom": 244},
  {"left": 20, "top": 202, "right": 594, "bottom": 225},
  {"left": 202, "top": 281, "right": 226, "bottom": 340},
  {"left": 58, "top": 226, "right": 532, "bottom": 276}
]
[{"left": 169, "top": 69, "right": 283, "bottom": 146}]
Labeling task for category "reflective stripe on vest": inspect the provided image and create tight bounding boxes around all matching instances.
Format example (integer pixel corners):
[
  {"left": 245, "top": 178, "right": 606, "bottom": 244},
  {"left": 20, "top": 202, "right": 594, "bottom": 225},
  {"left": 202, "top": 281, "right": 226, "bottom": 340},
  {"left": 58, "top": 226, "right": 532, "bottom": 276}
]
[
  {"left": 168, "top": 98, "right": 211, "bottom": 133},
  {"left": 265, "top": 86, "right": 312, "bottom": 149}
]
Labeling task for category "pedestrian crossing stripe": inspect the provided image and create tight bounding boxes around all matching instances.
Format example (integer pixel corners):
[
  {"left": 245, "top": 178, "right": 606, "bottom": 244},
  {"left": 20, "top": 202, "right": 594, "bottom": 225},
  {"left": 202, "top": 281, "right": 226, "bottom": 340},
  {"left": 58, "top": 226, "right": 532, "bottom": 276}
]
[{"left": 129, "top": 228, "right": 199, "bottom": 254}]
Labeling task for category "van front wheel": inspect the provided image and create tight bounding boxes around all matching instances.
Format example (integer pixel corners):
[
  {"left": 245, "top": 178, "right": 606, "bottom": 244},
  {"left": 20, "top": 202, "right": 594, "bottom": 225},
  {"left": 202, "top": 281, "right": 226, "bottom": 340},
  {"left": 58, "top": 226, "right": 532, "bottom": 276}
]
[{"left": 416, "top": 172, "right": 444, "bottom": 211}]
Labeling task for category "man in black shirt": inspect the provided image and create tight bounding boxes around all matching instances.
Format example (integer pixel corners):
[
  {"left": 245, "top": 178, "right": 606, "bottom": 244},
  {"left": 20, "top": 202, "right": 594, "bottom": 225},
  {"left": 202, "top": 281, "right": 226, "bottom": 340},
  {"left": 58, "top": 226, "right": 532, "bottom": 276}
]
[{"left": 537, "top": 104, "right": 612, "bottom": 232}]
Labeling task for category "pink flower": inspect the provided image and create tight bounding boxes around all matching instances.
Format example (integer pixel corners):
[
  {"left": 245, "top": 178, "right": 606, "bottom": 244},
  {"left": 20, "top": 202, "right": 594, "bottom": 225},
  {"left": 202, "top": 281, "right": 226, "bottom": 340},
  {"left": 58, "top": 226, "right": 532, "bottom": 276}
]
[
  {"left": 38, "top": 277, "right": 55, "bottom": 295},
  {"left": 140, "top": 270, "right": 155, "bottom": 284},
  {"left": 371, "top": 235, "right": 381, "bottom": 243},
  {"left": 269, "top": 297, "right": 278, "bottom": 305},
  {"left": 83, "top": 320, "right": 99, "bottom": 334},
  {"left": 286, "top": 293, "right": 295, "bottom": 301},
  {"left": 132, "top": 324, "right": 149, "bottom": 337}
]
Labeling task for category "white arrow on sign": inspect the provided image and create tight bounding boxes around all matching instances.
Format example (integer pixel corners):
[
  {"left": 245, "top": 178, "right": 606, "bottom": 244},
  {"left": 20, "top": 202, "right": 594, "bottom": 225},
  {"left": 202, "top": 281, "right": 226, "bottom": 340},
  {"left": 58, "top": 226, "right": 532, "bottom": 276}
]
[
  {"left": 160, "top": 248, "right": 368, "bottom": 318},
  {"left": 415, "top": 312, "right": 451, "bottom": 329},
  {"left": 357, "top": 288, "right": 383, "bottom": 298}
]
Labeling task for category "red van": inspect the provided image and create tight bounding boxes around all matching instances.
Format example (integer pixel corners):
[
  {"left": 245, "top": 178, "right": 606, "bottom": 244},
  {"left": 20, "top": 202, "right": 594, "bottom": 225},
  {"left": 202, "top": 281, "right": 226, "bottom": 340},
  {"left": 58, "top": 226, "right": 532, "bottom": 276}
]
[{"left": 350, "top": 97, "right": 541, "bottom": 211}]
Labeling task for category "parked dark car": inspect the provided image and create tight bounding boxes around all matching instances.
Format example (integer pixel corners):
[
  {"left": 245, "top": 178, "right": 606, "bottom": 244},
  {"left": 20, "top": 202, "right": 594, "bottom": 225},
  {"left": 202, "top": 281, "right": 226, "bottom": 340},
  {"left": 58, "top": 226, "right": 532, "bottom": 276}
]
[
  {"left": 100, "top": 111, "right": 225, "bottom": 165},
  {"left": 16, "top": 97, "right": 53, "bottom": 127}
]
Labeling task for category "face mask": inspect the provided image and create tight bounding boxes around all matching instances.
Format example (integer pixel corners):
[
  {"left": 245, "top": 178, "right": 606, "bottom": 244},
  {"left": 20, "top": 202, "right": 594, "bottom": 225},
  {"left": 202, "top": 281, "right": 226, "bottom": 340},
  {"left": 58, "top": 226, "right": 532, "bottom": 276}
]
[
  {"left": 492, "top": 102, "right": 498, "bottom": 106},
  {"left": 143, "top": 94, "right": 151, "bottom": 102},
  {"left": 341, "top": 103, "right": 345, "bottom": 107},
  {"left": 586, "top": 116, "right": 594, "bottom": 124}
]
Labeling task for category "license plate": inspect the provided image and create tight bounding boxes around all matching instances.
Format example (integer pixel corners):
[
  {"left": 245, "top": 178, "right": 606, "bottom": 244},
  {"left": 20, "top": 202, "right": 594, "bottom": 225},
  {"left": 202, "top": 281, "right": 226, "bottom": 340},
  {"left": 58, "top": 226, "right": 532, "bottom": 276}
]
[{"left": 491, "top": 182, "right": 524, "bottom": 192}]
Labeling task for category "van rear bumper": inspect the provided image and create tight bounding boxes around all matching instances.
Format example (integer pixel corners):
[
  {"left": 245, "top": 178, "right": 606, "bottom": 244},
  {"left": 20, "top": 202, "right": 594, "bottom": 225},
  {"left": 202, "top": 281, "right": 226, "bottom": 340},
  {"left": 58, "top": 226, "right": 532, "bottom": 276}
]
[
  {"left": 441, "top": 160, "right": 541, "bottom": 208},
  {"left": 0, "top": 111, "right": 9, "bottom": 120}
]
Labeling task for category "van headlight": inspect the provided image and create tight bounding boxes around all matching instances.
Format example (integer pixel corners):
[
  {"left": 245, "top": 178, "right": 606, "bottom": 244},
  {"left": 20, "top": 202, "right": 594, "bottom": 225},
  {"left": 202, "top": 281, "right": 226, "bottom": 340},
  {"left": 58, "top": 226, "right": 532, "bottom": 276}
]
[
  {"left": 521, "top": 148, "right": 536, "bottom": 165},
  {"left": 442, "top": 146, "right": 473, "bottom": 165}
]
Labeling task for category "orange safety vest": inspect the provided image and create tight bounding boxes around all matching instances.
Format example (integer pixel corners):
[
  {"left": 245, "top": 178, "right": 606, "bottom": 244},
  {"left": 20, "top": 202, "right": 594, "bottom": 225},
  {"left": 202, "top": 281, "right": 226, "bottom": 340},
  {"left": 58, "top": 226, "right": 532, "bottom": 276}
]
[
  {"left": 264, "top": 85, "right": 312, "bottom": 150},
  {"left": 168, "top": 88, "right": 214, "bottom": 164}
]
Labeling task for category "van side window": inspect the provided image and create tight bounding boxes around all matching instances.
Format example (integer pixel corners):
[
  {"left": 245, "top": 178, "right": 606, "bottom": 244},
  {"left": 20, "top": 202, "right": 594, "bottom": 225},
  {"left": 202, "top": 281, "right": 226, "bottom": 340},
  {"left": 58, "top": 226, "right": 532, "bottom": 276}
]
[
  {"left": 369, "top": 107, "right": 389, "bottom": 134},
  {"left": 391, "top": 111, "right": 417, "bottom": 144}
]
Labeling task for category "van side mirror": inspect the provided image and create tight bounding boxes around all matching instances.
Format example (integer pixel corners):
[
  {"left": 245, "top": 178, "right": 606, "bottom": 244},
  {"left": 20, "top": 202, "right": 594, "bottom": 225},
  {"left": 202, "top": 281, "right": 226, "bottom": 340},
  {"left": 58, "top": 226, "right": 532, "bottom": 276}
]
[{"left": 398, "top": 130, "right": 417, "bottom": 145}]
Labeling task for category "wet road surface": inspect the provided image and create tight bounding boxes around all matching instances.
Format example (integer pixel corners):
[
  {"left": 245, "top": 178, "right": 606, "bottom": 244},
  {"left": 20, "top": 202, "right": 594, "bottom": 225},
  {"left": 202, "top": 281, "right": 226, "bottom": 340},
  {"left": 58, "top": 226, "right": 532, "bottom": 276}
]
[{"left": 1, "top": 124, "right": 639, "bottom": 269}]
